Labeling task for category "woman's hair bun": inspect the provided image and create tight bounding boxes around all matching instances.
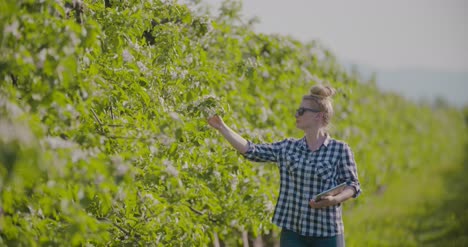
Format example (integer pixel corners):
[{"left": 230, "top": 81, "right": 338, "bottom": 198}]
[{"left": 309, "top": 85, "right": 336, "bottom": 99}]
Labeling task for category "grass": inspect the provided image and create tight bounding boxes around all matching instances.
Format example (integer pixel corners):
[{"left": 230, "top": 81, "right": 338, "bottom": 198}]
[{"left": 344, "top": 155, "right": 468, "bottom": 246}]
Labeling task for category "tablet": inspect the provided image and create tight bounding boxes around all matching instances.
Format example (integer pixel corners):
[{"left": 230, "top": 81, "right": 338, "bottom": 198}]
[{"left": 313, "top": 183, "right": 348, "bottom": 201}]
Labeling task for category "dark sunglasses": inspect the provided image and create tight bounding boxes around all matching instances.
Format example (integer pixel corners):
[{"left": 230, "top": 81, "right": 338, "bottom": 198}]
[{"left": 296, "top": 107, "right": 321, "bottom": 116}]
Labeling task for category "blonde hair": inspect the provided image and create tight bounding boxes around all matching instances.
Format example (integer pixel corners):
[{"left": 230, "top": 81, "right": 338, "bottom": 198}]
[{"left": 303, "top": 85, "right": 336, "bottom": 127}]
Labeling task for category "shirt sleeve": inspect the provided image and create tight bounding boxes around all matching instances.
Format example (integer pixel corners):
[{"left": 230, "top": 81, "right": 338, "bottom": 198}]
[
  {"left": 242, "top": 139, "right": 288, "bottom": 163},
  {"left": 337, "top": 143, "right": 361, "bottom": 198}
]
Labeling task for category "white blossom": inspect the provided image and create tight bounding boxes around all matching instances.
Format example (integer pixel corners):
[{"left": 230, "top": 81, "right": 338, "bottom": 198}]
[
  {"left": 0, "top": 98, "right": 24, "bottom": 117},
  {"left": 71, "top": 149, "right": 87, "bottom": 163},
  {"left": 166, "top": 165, "right": 178, "bottom": 177},
  {"left": 180, "top": 70, "right": 188, "bottom": 79},
  {"left": 116, "top": 187, "right": 126, "bottom": 201},
  {"left": 230, "top": 220, "right": 238, "bottom": 227},
  {"left": 204, "top": 18, "right": 213, "bottom": 33},
  {"left": 116, "top": 164, "right": 129, "bottom": 176},
  {"left": 69, "top": 32, "right": 80, "bottom": 47},
  {"left": 144, "top": 193, "right": 159, "bottom": 205},
  {"left": 81, "top": 26, "right": 87, "bottom": 37},
  {"left": 136, "top": 61, "right": 148, "bottom": 73},
  {"left": 150, "top": 146, "right": 158, "bottom": 154},
  {"left": 82, "top": 55, "right": 90, "bottom": 66},
  {"left": 185, "top": 55, "right": 193, "bottom": 64},
  {"left": 122, "top": 49, "right": 133, "bottom": 62},
  {"left": 169, "top": 112, "right": 181, "bottom": 121},
  {"left": 230, "top": 175, "right": 238, "bottom": 191},
  {"left": 4, "top": 20, "right": 20, "bottom": 38},
  {"left": 60, "top": 199, "right": 69, "bottom": 212},
  {"left": 47, "top": 180, "right": 56, "bottom": 188},
  {"left": 163, "top": 159, "right": 179, "bottom": 177},
  {"left": 213, "top": 171, "right": 221, "bottom": 179},
  {"left": 38, "top": 49, "right": 47, "bottom": 67},
  {"left": 158, "top": 134, "right": 174, "bottom": 145},
  {"left": 44, "top": 136, "right": 76, "bottom": 149},
  {"left": 128, "top": 40, "right": 140, "bottom": 51},
  {"left": 264, "top": 201, "right": 274, "bottom": 212},
  {"left": 77, "top": 189, "right": 84, "bottom": 200},
  {"left": 95, "top": 175, "right": 105, "bottom": 185},
  {"left": 162, "top": 0, "right": 174, "bottom": 6},
  {"left": 170, "top": 71, "right": 178, "bottom": 80}
]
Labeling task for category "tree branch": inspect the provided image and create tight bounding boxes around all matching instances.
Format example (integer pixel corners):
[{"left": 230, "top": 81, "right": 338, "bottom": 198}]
[{"left": 90, "top": 108, "right": 105, "bottom": 134}]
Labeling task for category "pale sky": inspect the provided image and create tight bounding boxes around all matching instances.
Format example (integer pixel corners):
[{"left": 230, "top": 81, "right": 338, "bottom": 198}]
[
  {"left": 205, "top": 0, "right": 468, "bottom": 71},
  {"left": 197, "top": 0, "right": 468, "bottom": 106}
]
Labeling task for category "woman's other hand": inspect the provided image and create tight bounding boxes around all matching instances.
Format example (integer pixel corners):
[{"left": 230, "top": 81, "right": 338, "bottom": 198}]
[{"left": 309, "top": 196, "right": 339, "bottom": 208}]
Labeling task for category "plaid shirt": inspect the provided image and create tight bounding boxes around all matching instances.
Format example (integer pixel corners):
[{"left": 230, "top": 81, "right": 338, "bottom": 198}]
[{"left": 243, "top": 135, "right": 361, "bottom": 237}]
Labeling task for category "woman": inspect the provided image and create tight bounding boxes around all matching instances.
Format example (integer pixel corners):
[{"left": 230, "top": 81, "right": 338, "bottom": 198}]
[{"left": 207, "top": 85, "right": 361, "bottom": 247}]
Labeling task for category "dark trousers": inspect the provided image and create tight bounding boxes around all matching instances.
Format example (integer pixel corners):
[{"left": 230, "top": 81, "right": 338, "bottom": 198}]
[{"left": 280, "top": 229, "right": 345, "bottom": 247}]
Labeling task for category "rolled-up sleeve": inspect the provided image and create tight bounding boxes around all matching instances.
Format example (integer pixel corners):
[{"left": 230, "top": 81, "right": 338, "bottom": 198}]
[
  {"left": 243, "top": 139, "right": 288, "bottom": 163},
  {"left": 337, "top": 143, "right": 361, "bottom": 198}
]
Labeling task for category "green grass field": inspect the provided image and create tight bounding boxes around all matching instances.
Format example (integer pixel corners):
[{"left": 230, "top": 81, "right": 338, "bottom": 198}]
[{"left": 344, "top": 148, "right": 468, "bottom": 246}]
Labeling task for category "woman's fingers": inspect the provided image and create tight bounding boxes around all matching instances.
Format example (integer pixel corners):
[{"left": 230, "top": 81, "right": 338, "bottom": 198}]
[
  {"left": 207, "top": 115, "right": 222, "bottom": 129},
  {"left": 309, "top": 196, "right": 337, "bottom": 208}
]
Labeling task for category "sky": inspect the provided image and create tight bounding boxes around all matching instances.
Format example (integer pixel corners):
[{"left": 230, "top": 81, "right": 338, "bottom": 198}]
[{"left": 197, "top": 0, "right": 468, "bottom": 107}]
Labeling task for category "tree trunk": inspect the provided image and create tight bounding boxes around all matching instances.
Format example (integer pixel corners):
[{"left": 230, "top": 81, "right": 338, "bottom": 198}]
[
  {"left": 253, "top": 235, "right": 263, "bottom": 247},
  {"left": 213, "top": 231, "right": 220, "bottom": 247},
  {"left": 242, "top": 231, "right": 249, "bottom": 247}
]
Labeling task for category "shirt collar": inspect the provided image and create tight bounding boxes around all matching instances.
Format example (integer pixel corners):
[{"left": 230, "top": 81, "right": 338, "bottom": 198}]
[
  {"left": 323, "top": 134, "right": 331, "bottom": 148},
  {"left": 301, "top": 134, "right": 331, "bottom": 150}
]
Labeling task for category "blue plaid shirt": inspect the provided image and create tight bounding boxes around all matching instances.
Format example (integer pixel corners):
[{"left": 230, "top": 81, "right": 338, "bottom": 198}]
[{"left": 243, "top": 135, "right": 361, "bottom": 237}]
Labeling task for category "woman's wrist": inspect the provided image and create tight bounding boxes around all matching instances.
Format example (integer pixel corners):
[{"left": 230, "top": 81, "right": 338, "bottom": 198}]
[{"left": 217, "top": 124, "right": 228, "bottom": 132}]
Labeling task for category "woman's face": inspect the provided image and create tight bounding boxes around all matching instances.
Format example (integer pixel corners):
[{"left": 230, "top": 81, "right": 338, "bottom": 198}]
[{"left": 295, "top": 100, "right": 322, "bottom": 130}]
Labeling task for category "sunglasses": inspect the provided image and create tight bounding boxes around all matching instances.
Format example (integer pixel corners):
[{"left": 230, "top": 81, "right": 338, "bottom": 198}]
[{"left": 296, "top": 107, "right": 321, "bottom": 116}]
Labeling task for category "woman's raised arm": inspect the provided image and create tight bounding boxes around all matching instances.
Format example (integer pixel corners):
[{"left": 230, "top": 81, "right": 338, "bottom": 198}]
[{"left": 207, "top": 115, "right": 249, "bottom": 154}]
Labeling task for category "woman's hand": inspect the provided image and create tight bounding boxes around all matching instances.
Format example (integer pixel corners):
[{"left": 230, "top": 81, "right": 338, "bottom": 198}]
[
  {"left": 207, "top": 115, "right": 225, "bottom": 130},
  {"left": 309, "top": 196, "right": 339, "bottom": 208},
  {"left": 310, "top": 186, "right": 355, "bottom": 208},
  {"left": 206, "top": 115, "right": 249, "bottom": 153}
]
